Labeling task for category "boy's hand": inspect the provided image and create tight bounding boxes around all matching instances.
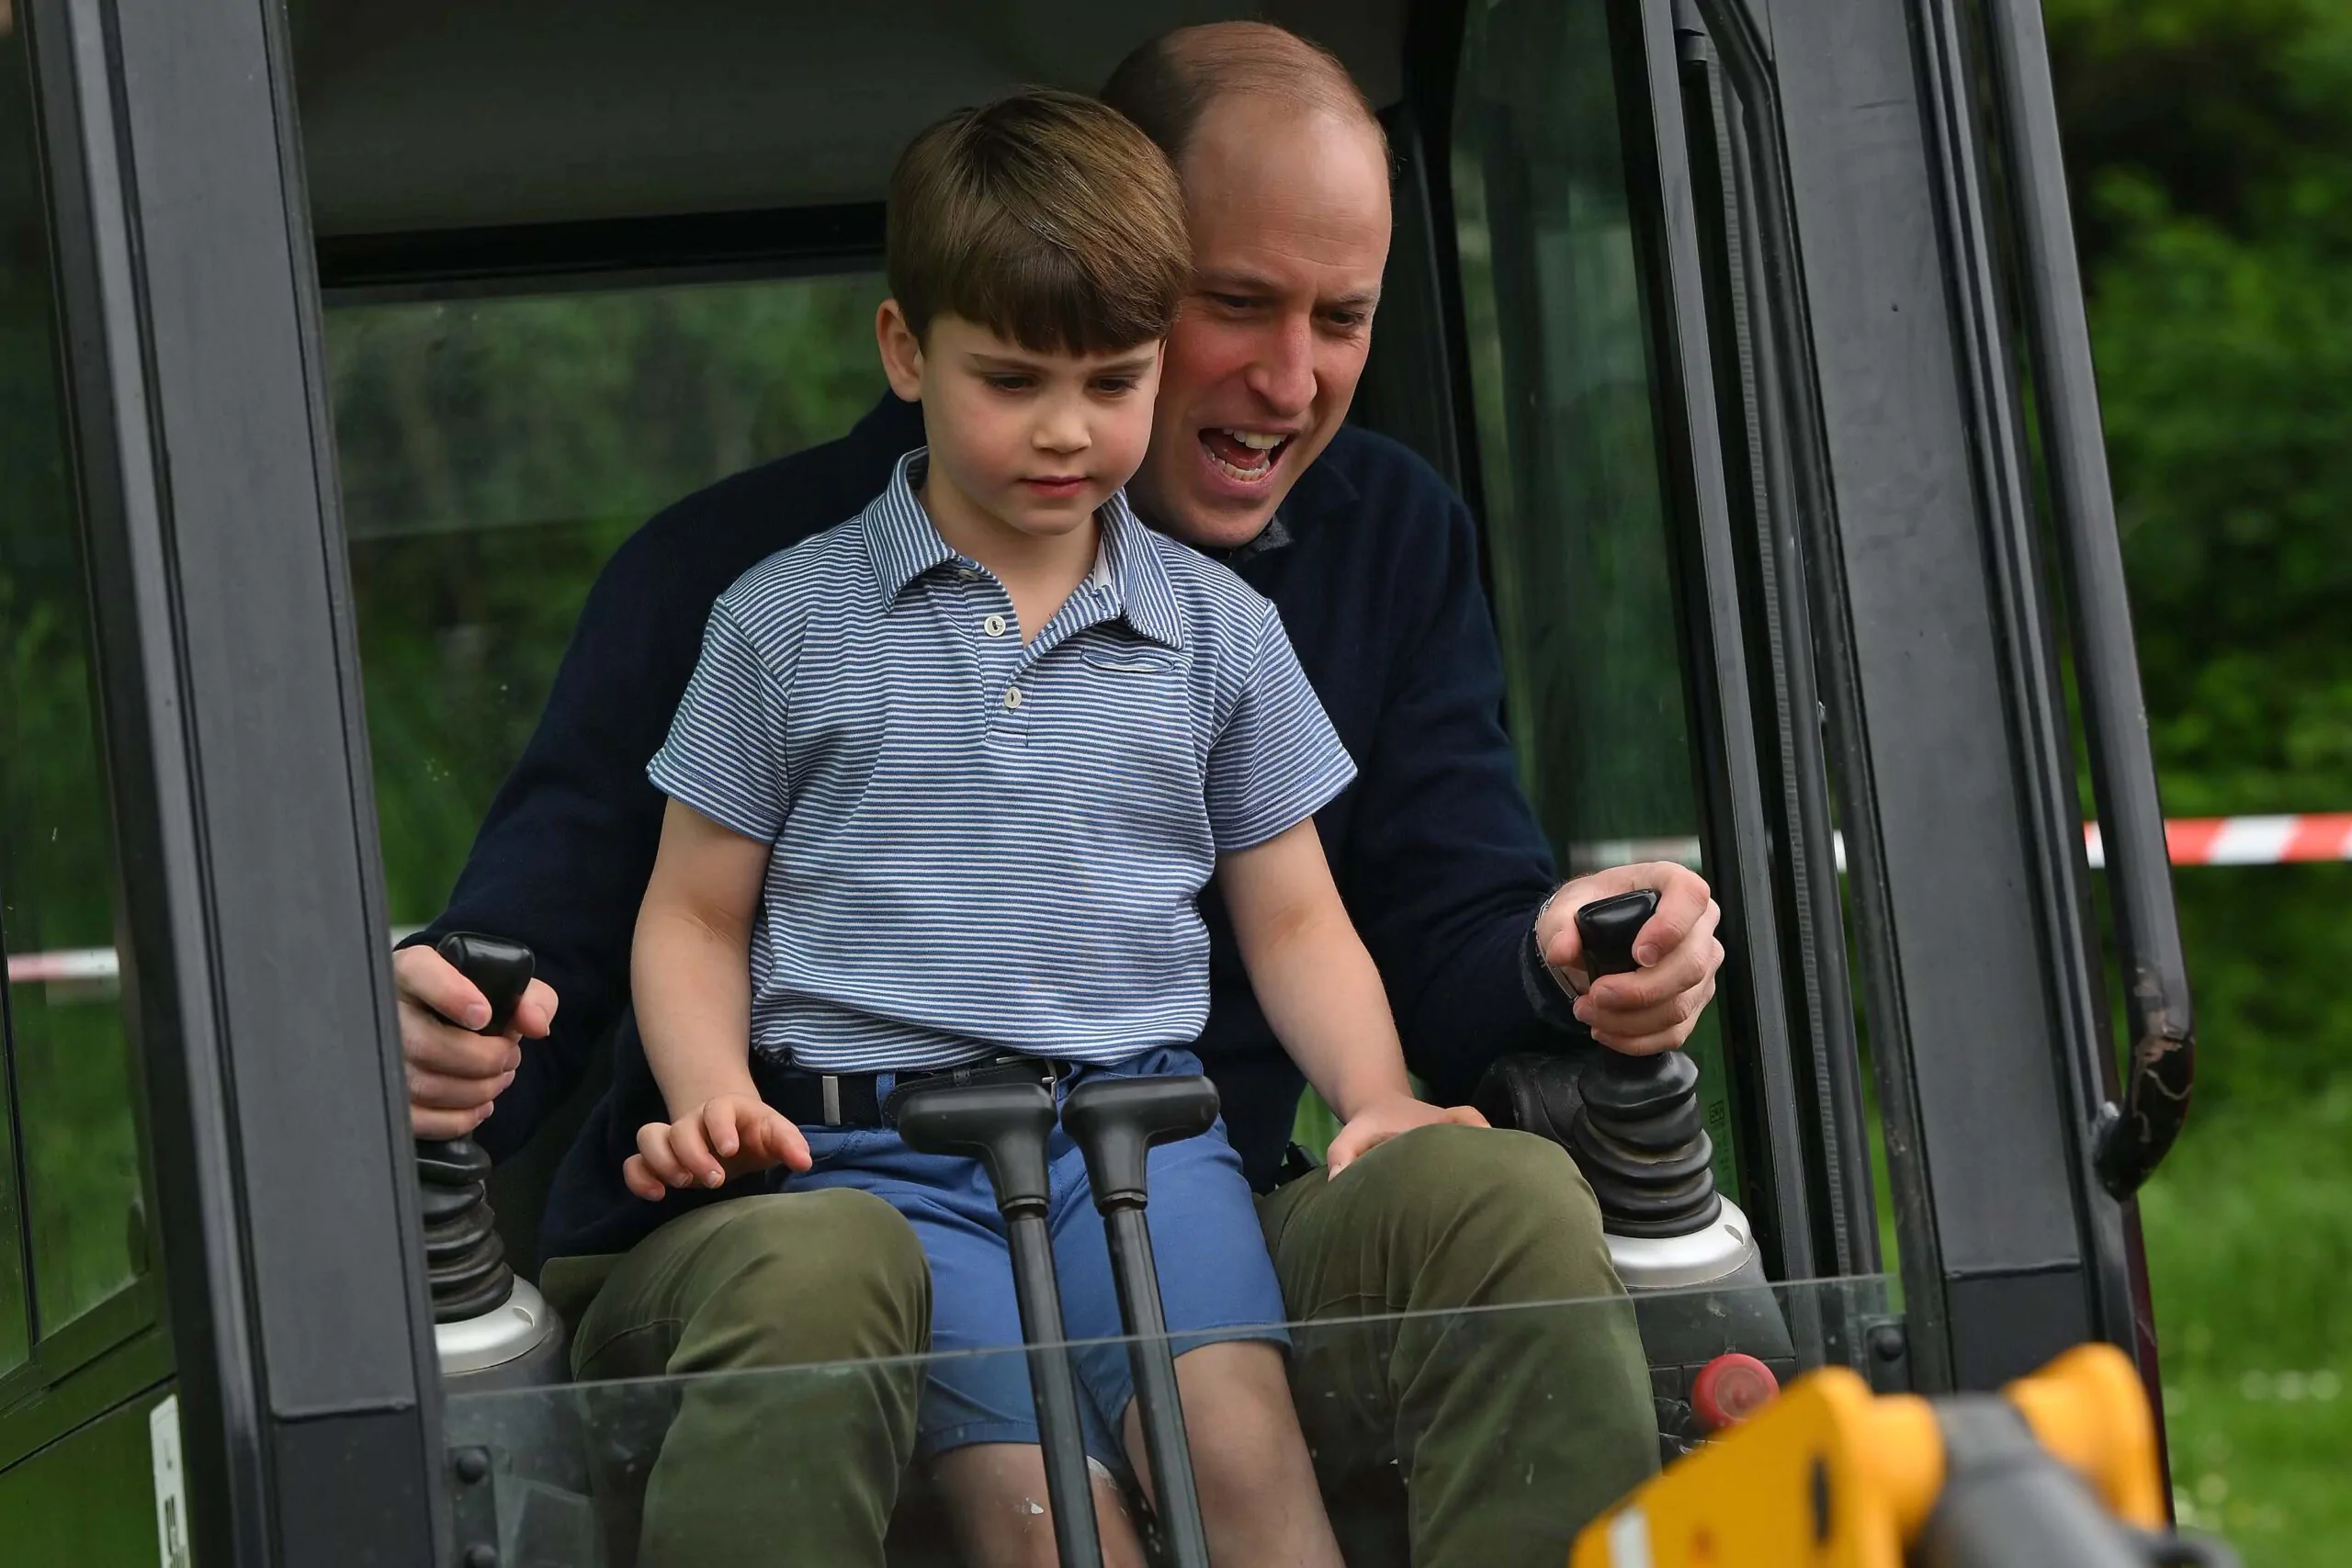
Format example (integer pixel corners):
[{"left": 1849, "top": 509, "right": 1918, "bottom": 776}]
[
  {"left": 624, "top": 1095, "right": 812, "bottom": 1201},
  {"left": 1326, "top": 1094, "right": 1487, "bottom": 1178}
]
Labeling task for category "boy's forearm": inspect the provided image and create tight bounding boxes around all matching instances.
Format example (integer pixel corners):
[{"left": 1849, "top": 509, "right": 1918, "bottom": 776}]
[
  {"left": 1240, "top": 903, "right": 1413, "bottom": 1120},
  {"left": 632, "top": 901, "right": 760, "bottom": 1116}
]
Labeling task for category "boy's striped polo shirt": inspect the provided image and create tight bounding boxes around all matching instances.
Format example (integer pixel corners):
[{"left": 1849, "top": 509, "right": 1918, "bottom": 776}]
[{"left": 648, "top": 449, "right": 1355, "bottom": 1072}]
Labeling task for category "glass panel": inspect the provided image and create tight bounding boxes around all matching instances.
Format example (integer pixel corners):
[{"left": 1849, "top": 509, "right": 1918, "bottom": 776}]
[
  {"left": 323, "top": 275, "right": 888, "bottom": 925},
  {"left": 443, "top": 1278, "right": 1897, "bottom": 1567},
  {"left": 1450, "top": 0, "right": 1737, "bottom": 1193},
  {"left": 0, "top": 23, "right": 145, "bottom": 1341}
]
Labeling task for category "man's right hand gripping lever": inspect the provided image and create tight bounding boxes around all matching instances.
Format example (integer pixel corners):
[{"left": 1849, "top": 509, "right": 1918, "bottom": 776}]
[{"left": 395, "top": 938, "right": 560, "bottom": 1138}]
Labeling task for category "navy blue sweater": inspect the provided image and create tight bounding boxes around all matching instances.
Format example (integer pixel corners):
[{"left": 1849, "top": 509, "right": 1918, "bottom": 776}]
[{"left": 424, "top": 395, "right": 1576, "bottom": 1260}]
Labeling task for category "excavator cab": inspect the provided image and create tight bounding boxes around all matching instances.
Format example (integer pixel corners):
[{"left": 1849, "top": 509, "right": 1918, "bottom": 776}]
[{"left": 0, "top": 1, "right": 2193, "bottom": 1562}]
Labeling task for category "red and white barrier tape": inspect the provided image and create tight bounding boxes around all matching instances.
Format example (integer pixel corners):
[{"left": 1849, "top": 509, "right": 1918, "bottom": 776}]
[
  {"left": 1566, "top": 813, "right": 2352, "bottom": 876},
  {"left": 10, "top": 820, "right": 2349, "bottom": 987}
]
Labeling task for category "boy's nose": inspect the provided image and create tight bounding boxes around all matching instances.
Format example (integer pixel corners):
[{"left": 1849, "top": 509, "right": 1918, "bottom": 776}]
[{"left": 1033, "top": 404, "right": 1091, "bottom": 453}]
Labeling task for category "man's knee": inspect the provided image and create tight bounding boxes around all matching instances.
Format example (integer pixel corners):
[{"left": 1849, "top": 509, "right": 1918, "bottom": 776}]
[
  {"left": 1351, "top": 1124, "right": 1620, "bottom": 1305},
  {"left": 673, "top": 1190, "right": 931, "bottom": 1373}
]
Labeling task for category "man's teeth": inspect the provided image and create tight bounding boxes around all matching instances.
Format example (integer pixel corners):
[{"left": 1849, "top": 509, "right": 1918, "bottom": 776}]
[{"left": 1224, "top": 429, "right": 1285, "bottom": 451}]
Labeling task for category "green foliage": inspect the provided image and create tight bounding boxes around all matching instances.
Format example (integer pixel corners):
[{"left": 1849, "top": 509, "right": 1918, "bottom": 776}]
[
  {"left": 2050, "top": 1, "right": 2352, "bottom": 1557},
  {"left": 328, "top": 277, "right": 887, "bottom": 920}
]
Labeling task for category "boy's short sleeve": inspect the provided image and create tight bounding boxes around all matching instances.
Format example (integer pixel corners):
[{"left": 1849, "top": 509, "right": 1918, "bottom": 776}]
[
  {"left": 1204, "top": 604, "right": 1358, "bottom": 853},
  {"left": 646, "top": 603, "right": 792, "bottom": 843}
]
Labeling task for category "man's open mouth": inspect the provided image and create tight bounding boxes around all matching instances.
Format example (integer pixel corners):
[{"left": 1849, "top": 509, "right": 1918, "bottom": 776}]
[{"left": 1200, "top": 427, "right": 1295, "bottom": 483}]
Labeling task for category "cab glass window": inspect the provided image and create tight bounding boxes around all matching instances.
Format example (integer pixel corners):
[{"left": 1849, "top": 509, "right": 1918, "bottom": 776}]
[
  {"left": 0, "top": 24, "right": 146, "bottom": 1352},
  {"left": 326, "top": 274, "right": 886, "bottom": 922},
  {"left": 1451, "top": 0, "right": 1737, "bottom": 1189}
]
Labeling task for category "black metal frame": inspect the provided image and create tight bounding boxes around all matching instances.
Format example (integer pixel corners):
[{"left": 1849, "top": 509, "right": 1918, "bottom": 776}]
[
  {"left": 317, "top": 201, "right": 889, "bottom": 304},
  {"left": 1611, "top": 0, "right": 1823, "bottom": 1283},
  {"left": 1674, "top": 0, "right": 1881, "bottom": 1281},
  {"left": 19, "top": 0, "right": 448, "bottom": 1562}
]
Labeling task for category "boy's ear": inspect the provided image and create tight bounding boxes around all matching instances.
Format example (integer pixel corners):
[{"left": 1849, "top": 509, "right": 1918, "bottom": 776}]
[{"left": 876, "top": 299, "right": 926, "bottom": 402}]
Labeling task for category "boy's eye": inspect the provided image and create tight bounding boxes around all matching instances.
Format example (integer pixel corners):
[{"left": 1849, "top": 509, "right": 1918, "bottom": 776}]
[
  {"left": 1092, "top": 377, "right": 1140, "bottom": 395},
  {"left": 983, "top": 374, "right": 1035, "bottom": 392}
]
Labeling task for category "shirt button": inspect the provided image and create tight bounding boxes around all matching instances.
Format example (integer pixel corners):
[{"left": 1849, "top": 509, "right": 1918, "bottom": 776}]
[
  {"left": 1002, "top": 687, "right": 1024, "bottom": 711},
  {"left": 983, "top": 614, "right": 1007, "bottom": 637}
]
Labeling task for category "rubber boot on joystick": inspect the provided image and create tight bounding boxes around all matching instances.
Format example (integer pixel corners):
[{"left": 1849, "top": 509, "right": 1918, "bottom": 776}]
[{"left": 1568, "top": 890, "right": 1725, "bottom": 1237}]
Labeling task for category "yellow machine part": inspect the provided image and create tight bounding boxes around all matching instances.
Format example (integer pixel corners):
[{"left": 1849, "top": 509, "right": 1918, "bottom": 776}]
[{"left": 1567, "top": 1343, "right": 2165, "bottom": 1566}]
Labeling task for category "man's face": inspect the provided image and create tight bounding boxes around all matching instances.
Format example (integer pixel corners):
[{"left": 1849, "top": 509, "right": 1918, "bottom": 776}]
[{"left": 1128, "top": 98, "right": 1393, "bottom": 551}]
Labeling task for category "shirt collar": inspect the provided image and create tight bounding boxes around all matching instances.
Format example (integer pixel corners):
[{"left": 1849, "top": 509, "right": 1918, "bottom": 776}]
[{"left": 861, "top": 449, "right": 1185, "bottom": 650}]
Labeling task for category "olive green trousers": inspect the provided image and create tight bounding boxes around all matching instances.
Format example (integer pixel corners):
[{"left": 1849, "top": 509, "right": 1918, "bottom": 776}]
[{"left": 543, "top": 1124, "right": 1656, "bottom": 1568}]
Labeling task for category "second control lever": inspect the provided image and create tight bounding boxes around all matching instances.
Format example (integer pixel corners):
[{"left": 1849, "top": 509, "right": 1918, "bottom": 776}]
[{"left": 1061, "top": 1076, "right": 1220, "bottom": 1568}]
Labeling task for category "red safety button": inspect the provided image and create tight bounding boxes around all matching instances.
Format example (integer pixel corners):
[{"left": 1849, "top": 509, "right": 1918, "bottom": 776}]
[{"left": 1691, "top": 1352, "right": 1781, "bottom": 1429}]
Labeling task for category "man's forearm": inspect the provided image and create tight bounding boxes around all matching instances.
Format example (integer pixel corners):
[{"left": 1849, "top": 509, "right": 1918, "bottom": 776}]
[{"left": 631, "top": 903, "right": 759, "bottom": 1116}]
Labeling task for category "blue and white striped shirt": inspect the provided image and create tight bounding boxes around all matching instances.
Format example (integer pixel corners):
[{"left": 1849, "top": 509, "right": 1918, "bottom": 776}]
[{"left": 648, "top": 450, "right": 1357, "bottom": 1071}]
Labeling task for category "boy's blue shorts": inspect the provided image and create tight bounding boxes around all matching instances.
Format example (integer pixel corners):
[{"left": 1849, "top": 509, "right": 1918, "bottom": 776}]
[{"left": 785, "top": 1047, "right": 1289, "bottom": 1470}]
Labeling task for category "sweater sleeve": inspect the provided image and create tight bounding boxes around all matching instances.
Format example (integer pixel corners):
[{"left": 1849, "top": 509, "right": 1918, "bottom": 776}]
[
  {"left": 1339, "top": 487, "right": 1587, "bottom": 1102},
  {"left": 407, "top": 519, "right": 710, "bottom": 1161}
]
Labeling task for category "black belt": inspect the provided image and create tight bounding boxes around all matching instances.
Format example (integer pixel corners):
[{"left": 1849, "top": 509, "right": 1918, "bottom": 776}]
[{"left": 751, "top": 1052, "right": 1068, "bottom": 1128}]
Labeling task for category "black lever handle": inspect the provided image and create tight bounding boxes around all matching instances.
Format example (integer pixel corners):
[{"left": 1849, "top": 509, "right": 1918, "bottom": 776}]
[
  {"left": 1061, "top": 1077, "right": 1218, "bottom": 1208},
  {"left": 417, "top": 931, "right": 534, "bottom": 1324},
  {"left": 1578, "top": 887, "right": 1664, "bottom": 1096},
  {"left": 894, "top": 1083, "right": 1057, "bottom": 1221},
  {"left": 896, "top": 1082, "right": 1102, "bottom": 1568},
  {"left": 1576, "top": 886, "right": 1658, "bottom": 981},
  {"left": 1061, "top": 1077, "right": 1218, "bottom": 1568}
]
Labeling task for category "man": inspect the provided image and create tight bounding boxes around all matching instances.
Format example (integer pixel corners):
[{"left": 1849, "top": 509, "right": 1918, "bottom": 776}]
[{"left": 399, "top": 22, "right": 1724, "bottom": 1568}]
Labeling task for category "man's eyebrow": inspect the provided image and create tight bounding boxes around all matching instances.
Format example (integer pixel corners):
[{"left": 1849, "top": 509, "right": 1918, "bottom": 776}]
[
  {"left": 1193, "top": 269, "right": 1283, "bottom": 296},
  {"left": 1193, "top": 271, "right": 1382, "bottom": 311}
]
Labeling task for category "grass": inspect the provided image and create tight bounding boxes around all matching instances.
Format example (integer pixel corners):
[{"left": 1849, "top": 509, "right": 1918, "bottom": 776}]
[{"left": 2140, "top": 1080, "right": 2352, "bottom": 1562}]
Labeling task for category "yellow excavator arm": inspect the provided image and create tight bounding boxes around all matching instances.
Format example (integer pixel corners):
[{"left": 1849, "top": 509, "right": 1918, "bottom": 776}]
[{"left": 1569, "top": 1343, "right": 2228, "bottom": 1567}]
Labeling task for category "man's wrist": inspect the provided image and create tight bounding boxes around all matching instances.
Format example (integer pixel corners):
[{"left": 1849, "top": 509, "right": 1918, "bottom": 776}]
[{"left": 1521, "top": 893, "right": 1589, "bottom": 1033}]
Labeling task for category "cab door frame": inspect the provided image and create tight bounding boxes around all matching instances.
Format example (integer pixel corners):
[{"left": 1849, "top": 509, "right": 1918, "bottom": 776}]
[{"left": 23, "top": 0, "right": 448, "bottom": 1562}]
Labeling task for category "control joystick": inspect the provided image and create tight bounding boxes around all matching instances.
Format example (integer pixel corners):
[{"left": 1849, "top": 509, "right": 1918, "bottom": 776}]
[
  {"left": 422, "top": 932, "right": 564, "bottom": 1386},
  {"left": 1568, "top": 890, "right": 1725, "bottom": 1236}
]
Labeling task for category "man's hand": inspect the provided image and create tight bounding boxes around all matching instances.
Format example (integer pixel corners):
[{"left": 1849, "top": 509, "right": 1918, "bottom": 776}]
[
  {"left": 623, "top": 1095, "right": 812, "bottom": 1201},
  {"left": 1326, "top": 1093, "right": 1488, "bottom": 1178},
  {"left": 396, "top": 943, "right": 560, "bottom": 1139},
  {"left": 1535, "top": 863, "right": 1724, "bottom": 1056}
]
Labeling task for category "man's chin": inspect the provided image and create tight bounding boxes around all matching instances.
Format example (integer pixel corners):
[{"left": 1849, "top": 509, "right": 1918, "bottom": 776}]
[
  {"left": 1134, "top": 452, "right": 1293, "bottom": 550},
  {"left": 1144, "top": 492, "right": 1281, "bottom": 553}
]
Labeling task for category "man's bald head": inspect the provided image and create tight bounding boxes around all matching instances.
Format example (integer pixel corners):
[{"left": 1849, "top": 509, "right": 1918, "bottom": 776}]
[
  {"left": 1101, "top": 20, "right": 1388, "bottom": 172},
  {"left": 1097, "top": 22, "right": 1392, "bottom": 551}
]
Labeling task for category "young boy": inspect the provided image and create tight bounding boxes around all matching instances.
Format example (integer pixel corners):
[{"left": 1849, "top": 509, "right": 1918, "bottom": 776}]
[{"left": 623, "top": 90, "right": 1478, "bottom": 1565}]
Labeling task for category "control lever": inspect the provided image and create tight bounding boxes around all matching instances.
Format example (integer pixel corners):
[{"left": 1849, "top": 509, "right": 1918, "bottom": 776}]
[
  {"left": 417, "top": 932, "right": 564, "bottom": 1387},
  {"left": 896, "top": 1083, "right": 1103, "bottom": 1568},
  {"left": 419, "top": 931, "right": 533, "bottom": 1322},
  {"left": 1061, "top": 1077, "right": 1219, "bottom": 1568},
  {"left": 1569, "top": 890, "right": 1724, "bottom": 1235}
]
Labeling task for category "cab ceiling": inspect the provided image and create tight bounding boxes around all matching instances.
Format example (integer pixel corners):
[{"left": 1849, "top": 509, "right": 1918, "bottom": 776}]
[{"left": 290, "top": 0, "right": 1408, "bottom": 237}]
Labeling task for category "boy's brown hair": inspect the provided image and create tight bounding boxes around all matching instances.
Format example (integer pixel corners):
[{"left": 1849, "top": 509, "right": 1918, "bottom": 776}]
[{"left": 887, "top": 89, "right": 1190, "bottom": 355}]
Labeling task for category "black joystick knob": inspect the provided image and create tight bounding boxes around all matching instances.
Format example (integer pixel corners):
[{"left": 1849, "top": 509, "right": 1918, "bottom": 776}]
[
  {"left": 418, "top": 932, "right": 533, "bottom": 1325},
  {"left": 895, "top": 1082, "right": 1059, "bottom": 1219},
  {"left": 1569, "top": 890, "right": 1724, "bottom": 1237},
  {"left": 1061, "top": 1076, "right": 1218, "bottom": 1209}
]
